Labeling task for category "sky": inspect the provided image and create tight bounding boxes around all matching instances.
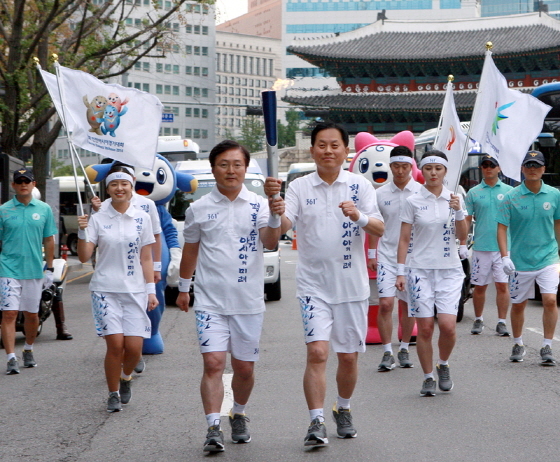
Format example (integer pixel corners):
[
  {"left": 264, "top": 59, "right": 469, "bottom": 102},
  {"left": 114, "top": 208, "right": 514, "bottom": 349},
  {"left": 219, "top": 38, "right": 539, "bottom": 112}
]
[{"left": 215, "top": 0, "right": 248, "bottom": 24}]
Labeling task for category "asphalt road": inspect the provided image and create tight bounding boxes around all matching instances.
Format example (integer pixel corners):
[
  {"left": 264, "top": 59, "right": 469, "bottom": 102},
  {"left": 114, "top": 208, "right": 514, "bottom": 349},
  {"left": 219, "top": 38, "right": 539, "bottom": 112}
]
[{"left": 1, "top": 241, "right": 559, "bottom": 462}]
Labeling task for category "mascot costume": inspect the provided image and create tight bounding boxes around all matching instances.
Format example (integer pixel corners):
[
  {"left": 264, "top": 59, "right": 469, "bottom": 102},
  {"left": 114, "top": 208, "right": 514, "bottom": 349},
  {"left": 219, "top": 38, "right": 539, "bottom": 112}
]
[{"left": 86, "top": 156, "right": 197, "bottom": 354}]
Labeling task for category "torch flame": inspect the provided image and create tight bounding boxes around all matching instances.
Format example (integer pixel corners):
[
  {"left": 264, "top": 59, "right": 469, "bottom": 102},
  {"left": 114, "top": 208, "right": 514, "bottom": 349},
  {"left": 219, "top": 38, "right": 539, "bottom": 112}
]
[{"left": 272, "top": 78, "right": 295, "bottom": 91}]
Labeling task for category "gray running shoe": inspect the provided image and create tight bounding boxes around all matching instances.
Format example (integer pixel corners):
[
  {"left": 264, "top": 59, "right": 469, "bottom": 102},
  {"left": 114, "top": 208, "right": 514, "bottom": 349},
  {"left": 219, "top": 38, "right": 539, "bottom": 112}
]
[
  {"left": 107, "top": 392, "right": 122, "bottom": 413},
  {"left": 397, "top": 348, "right": 414, "bottom": 368},
  {"left": 229, "top": 412, "right": 251, "bottom": 443},
  {"left": 378, "top": 351, "right": 396, "bottom": 371},
  {"left": 332, "top": 405, "right": 357, "bottom": 438},
  {"left": 436, "top": 364, "right": 453, "bottom": 392},
  {"left": 304, "top": 417, "right": 329, "bottom": 447},
  {"left": 22, "top": 350, "right": 37, "bottom": 368},
  {"left": 134, "top": 357, "right": 145, "bottom": 374},
  {"left": 471, "top": 319, "right": 484, "bottom": 335},
  {"left": 510, "top": 344, "right": 526, "bottom": 362},
  {"left": 119, "top": 378, "right": 132, "bottom": 404},
  {"left": 496, "top": 322, "right": 510, "bottom": 337},
  {"left": 6, "top": 357, "right": 20, "bottom": 375},
  {"left": 203, "top": 425, "right": 225, "bottom": 453},
  {"left": 420, "top": 377, "right": 436, "bottom": 396},
  {"left": 540, "top": 345, "right": 556, "bottom": 366}
]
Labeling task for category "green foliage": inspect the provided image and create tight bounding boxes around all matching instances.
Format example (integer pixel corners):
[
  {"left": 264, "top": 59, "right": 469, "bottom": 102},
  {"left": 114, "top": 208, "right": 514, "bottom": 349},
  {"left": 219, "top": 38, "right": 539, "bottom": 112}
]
[
  {"left": 237, "top": 116, "right": 265, "bottom": 153},
  {"left": 278, "top": 109, "right": 302, "bottom": 149}
]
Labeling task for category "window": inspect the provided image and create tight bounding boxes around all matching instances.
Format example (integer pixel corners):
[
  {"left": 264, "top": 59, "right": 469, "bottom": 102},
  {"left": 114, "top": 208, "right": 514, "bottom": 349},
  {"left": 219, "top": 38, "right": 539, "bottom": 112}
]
[
  {"left": 185, "top": 108, "right": 192, "bottom": 117},
  {"left": 194, "top": 25, "right": 200, "bottom": 34},
  {"left": 125, "top": 18, "right": 133, "bottom": 26},
  {"left": 134, "top": 82, "right": 141, "bottom": 90},
  {"left": 172, "top": 107, "right": 179, "bottom": 116},
  {"left": 186, "top": 86, "right": 192, "bottom": 96},
  {"left": 202, "top": 47, "right": 208, "bottom": 56},
  {"left": 194, "top": 67, "right": 200, "bottom": 76},
  {"left": 164, "top": 127, "right": 171, "bottom": 135},
  {"left": 193, "top": 3, "right": 200, "bottom": 13},
  {"left": 202, "top": 88, "right": 208, "bottom": 98},
  {"left": 156, "top": 63, "right": 163, "bottom": 73},
  {"left": 202, "top": 129, "right": 208, "bottom": 139},
  {"left": 165, "top": 64, "right": 171, "bottom": 73},
  {"left": 165, "top": 1, "right": 171, "bottom": 9},
  {"left": 173, "top": 64, "right": 179, "bottom": 74},
  {"left": 143, "top": 62, "right": 150, "bottom": 72},
  {"left": 185, "top": 129, "right": 192, "bottom": 138},
  {"left": 186, "top": 24, "right": 192, "bottom": 33},
  {"left": 185, "top": 66, "right": 192, "bottom": 75},
  {"left": 186, "top": 45, "right": 192, "bottom": 54},
  {"left": 172, "top": 128, "right": 179, "bottom": 135},
  {"left": 172, "top": 86, "right": 179, "bottom": 95},
  {"left": 202, "top": 4, "right": 209, "bottom": 13},
  {"left": 172, "top": 44, "right": 179, "bottom": 53},
  {"left": 143, "top": 83, "right": 149, "bottom": 92},
  {"left": 173, "top": 23, "right": 179, "bottom": 32},
  {"left": 256, "top": 58, "right": 261, "bottom": 76},
  {"left": 256, "top": 80, "right": 260, "bottom": 88},
  {"left": 156, "top": 84, "right": 163, "bottom": 94},
  {"left": 216, "top": 53, "right": 221, "bottom": 71},
  {"left": 194, "top": 87, "right": 200, "bottom": 97},
  {"left": 164, "top": 85, "right": 171, "bottom": 95},
  {"left": 202, "top": 26, "right": 208, "bottom": 35},
  {"left": 193, "top": 129, "right": 201, "bottom": 138},
  {"left": 194, "top": 46, "right": 200, "bottom": 56},
  {"left": 135, "top": 18, "right": 141, "bottom": 27},
  {"left": 249, "top": 57, "right": 254, "bottom": 75},
  {"left": 194, "top": 108, "right": 200, "bottom": 118},
  {"left": 202, "top": 109, "right": 208, "bottom": 118},
  {"left": 134, "top": 62, "right": 141, "bottom": 71},
  {"left": 202, "top": 67, "right": 208, "bottom": 76}
]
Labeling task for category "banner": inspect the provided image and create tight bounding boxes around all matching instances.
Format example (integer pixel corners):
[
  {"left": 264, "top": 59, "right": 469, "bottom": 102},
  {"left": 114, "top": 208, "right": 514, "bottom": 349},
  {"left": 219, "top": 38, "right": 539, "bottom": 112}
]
[
  {"left": 40, "top": 65, "right": 162, "bottom": 169},
  {"left": 469, "top": 52, "right": 551, "bottom": 181},
  {"left": 434, "top": 81, "right": 468, "bottom": 191}
]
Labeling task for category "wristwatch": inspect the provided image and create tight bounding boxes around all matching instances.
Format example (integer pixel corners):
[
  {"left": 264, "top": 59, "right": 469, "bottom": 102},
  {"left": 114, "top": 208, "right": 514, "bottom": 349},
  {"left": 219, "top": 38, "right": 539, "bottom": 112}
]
[{"left": 46, "top": 267, "right": 54, "bottom": 272}]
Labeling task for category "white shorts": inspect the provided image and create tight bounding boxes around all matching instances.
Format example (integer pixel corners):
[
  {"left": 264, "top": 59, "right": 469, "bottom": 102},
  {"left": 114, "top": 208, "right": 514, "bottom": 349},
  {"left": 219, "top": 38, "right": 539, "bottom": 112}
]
[
  {"left": 195, "top": 311, "right": 264, "bottom": 362},
  {"left": 407, "top": 267, "right": 464, "bottom": 318},
  {"left": 509, "top": 264, "right": 560, "bottom": 303},
  {"left": 377, "top": 262, "right": 408, "bottom": 302},
  {"left": 91, "top": 291, "right": 151, "bottom": 338},
  {"left": 471, "top": 251, "right": 508, "bottom": 286},
  {"left": 299, "top": 296, "right": 368, "bottom": 353},
  {"left": 0, "top": 278, "right": 42, "bottom": 313}
]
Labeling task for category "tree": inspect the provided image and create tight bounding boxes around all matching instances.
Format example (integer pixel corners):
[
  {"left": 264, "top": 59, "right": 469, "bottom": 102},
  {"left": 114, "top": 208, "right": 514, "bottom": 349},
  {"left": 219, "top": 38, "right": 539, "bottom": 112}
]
[
  {"left": 237, "top": 115, "right": 265, "bottom": 153},
  {"left": 0, "top": 0, "right": 213, "bottom": 195},
  {"left": 277, "top": 108, "right": 301, "bottom": 149}
]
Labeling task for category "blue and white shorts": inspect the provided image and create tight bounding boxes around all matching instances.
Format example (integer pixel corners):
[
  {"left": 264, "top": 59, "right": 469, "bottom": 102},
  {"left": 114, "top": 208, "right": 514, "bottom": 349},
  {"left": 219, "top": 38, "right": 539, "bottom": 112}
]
[
  {"left": 509, "top": 264, "right": 560, "bottom": 303},
  {"left": 377, "top": 262, "right": 408, "bottom": 302},
  {"left": 91, "top": 291, "right": 151, "bottom": 338},
  {"left": 0, "top": 278, "right": 42, "bottom": 314},
  {"left": 470, "top": 251, "right": 508, "bottom": 286}
]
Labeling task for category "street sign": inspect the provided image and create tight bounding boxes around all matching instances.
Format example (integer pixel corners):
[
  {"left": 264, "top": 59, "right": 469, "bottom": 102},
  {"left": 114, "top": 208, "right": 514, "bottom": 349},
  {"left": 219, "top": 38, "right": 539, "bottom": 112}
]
[{"left": 162, "top": 113, "right": 174, "bottom": 123}]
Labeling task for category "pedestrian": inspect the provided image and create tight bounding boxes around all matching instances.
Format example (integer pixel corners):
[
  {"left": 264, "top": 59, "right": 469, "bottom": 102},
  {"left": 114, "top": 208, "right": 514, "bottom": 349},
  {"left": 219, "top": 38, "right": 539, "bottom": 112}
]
[
  {"left": 395, "top": 150, "right": 468, "bottom": 396},
  {"left": 77, "top": 166, "right": 158, "bottom": 412},
  {"left": 497, "top": 150, "right": 560, "bottom": 365},
  {"left": 368, "top": 145, "right": 421, "bottom": 371},
  {"left": 0, "top": 168, "right": 58, "bottom": 374},
  {"left": 266, "top": 122, "right": 384, "bottom": 447},
  {"left": 465, "top": 154, "right": 513, "bottom": 336},
  {"left": 176, "top": 140, "right": 284, "bottom": 453}
]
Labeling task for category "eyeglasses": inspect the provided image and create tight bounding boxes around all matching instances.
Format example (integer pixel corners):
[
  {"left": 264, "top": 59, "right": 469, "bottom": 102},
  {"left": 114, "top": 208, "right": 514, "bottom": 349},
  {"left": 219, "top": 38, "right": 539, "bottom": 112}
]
[
  {"left": 523, "top": 162, "right": 542, "bottom": 169},
  {"left": 14, "top": 178, "right": 32, "bottom": 184},
  {"left": 480, "top": 163, "right": 497, "bottom": 169}
]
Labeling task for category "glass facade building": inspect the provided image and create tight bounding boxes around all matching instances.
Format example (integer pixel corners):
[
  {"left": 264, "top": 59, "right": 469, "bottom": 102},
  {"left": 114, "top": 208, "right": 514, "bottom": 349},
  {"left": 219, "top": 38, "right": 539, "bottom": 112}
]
[{"left": 481, "top": 0, "right": 560, "bottom": 17}]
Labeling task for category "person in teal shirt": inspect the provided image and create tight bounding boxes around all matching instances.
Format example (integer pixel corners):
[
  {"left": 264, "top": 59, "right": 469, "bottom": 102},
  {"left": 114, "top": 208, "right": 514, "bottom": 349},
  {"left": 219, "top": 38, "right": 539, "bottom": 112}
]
[
  {"left": 0, "top": 168, "right": 57, "bottom": 374},
  {"left": 465, "top": 155, "right": 513, "bottom": 337},
  {"left": 497, "top": 151, "right": 560, "bottom": 366}
]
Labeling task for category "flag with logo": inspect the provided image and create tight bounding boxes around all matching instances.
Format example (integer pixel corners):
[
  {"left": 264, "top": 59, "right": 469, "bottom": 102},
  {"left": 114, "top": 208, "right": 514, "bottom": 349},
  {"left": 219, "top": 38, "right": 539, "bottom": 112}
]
[
  {"left": 469, "top": 51, "right": 551, "bottom": 181},
  {"left": 434, "top": 81, "right": 468, "bottom": 191},
  {"left": 39, "top": 65, "right": 162, "bottom": 169}
]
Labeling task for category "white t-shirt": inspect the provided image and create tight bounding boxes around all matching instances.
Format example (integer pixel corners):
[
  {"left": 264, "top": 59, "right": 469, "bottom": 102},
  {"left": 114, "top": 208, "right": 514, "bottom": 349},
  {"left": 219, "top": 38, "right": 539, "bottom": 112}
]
[
  {"left": 88, "top": 204, "right": 155, "bottom": 293},
  {"left": 376, "top": 179, "right": 422, "bottom": 264},
  {"left": 183, "top": 185, "right": 269, "bottom": 315},
  {"left": 400, "top": 186, "right": 464, "bottom": 270},
  {"left": 285, "top": 169, "right": 383, "bottom": 304},
  {"left": 100, "top": 193, "right": 161, "bottom": 235}
]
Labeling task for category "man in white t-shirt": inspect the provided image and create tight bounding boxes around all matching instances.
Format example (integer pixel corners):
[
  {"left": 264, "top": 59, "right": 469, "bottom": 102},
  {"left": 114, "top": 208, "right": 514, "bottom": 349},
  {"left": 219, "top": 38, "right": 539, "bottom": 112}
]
[
  {"left": 265, "top": 122, "right": 384, "bottom": 447},
  {"left": 176, "top": 140, "right": 284, "bottom": 454},
  {"left": 368, "top": 146, "right": 421, "bottom": 371}
]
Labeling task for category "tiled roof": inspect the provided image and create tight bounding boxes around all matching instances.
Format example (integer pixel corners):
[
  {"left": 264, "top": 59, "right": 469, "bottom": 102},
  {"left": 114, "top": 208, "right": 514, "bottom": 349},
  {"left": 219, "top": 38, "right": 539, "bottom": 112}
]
[{"left": 288, "top": 24, "right": 560, "bottom": 61}]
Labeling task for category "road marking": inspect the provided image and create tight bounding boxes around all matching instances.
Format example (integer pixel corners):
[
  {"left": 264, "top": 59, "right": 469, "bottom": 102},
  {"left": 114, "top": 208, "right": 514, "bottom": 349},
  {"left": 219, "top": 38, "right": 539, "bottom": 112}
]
[
  {"left": 284, "top": 261, "right": 298, "bottom": 264},
  {"left": 220, "top": 373, "right": 233, "bottom": 416},
  {"left": 526, "top": 327, "right": 560, "bottom": 341},
  {"left": 67, "top": 271, "right": 94, "bottom": 283}
]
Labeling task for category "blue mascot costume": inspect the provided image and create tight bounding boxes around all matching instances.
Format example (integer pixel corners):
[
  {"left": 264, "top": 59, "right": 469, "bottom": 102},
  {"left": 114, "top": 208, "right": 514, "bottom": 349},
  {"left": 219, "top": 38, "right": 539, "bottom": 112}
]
[{"left": 86, "top": 156, "right": 197, "bottom": 354}]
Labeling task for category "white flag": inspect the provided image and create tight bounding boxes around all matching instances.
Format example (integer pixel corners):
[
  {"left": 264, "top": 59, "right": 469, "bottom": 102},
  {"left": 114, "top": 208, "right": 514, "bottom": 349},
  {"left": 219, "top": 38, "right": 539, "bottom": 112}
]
[
  {"left": 434, "top": 81, "right": 468, "bottom": 191},
  {"left": 469, "top": 52, "right": 551, "bottom": 181},
  {"left": 40, "top": 65, "right": 162, "bottom": 170}
]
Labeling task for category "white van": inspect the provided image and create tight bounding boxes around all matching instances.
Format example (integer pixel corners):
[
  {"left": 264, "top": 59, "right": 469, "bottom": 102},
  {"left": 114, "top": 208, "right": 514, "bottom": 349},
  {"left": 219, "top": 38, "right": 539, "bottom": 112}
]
[
  {"left": 54, "top": 176, "right": 98, "bottom": 255},
  {"left": 167, "top": 159, "right": 282, "bottom": 301}
]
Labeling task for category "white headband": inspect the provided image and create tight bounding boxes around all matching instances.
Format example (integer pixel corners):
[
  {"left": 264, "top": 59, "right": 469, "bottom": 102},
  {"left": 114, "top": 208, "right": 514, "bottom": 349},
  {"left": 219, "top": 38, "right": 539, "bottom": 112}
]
[
  {"left": 106, "top": 172, "right": 134, "bottom": 186},
  {"left": 419, "top": 156, "right": 448, "bottom": 169},
  {"left": 389, "top": 156, "right": 413, "bottom": 164}
]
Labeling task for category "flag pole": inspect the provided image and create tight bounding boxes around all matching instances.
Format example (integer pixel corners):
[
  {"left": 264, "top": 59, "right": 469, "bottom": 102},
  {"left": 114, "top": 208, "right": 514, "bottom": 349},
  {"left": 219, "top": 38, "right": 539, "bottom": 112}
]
[{"left": 433, "top": 75, "right": 453, "bottom": 150}]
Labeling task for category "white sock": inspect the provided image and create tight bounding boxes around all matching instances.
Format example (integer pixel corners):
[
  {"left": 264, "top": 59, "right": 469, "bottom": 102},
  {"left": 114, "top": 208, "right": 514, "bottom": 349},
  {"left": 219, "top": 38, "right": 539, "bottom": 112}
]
[
  {"left": 232, "top": 401, "right": 246, "bottom": 415},
  {"left": 514, "top": 337, "right": 523, "bottom": 346},
  {"left": 309, "top": 408, "right": 324, "bottom": 422},
  {"left": 383, "top": 343, "right": 392, "bottom": 354},
  {"left": 400, "top": 342, "right": 409, "bottom": 351},
  {"left": 109, "top": 390, "right": 120, "bottom": 396},
  {"left": 206, "top": 413, "right": 221, "bottom": 428},
  {"left": 120, "top": 371, "right": 132, "bottom": 381},
  {"left": 7, "top": 353, "right": 16, "bottom": 361},
  {"left": 475, "top": 317, "right": 483, "bottom": 321},
  {"left": 543, "top": 339, "right": 553, "bottom": 348},
  {"left": 437, "top": 359, "right": 448, "bottom": 366},
  {"left": 498, "top": 319, "right": 506, "bottom": 324},
  {"left": 424, "top": 372, "right": 434, "bottom": 380},
  {"left": 336, "top": 396, "right": 351, "bottom": 410},
  {"left": 24, "top": 343, "right": 33, "bottom": 351}
]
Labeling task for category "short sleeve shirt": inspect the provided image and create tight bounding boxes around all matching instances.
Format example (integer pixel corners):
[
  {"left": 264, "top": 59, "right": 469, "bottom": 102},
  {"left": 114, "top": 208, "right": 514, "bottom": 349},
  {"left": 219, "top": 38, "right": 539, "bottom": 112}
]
[
  {"left": 0, "top": 197, "right": 57, "bottom": 279},
  {"left": 88, "top": 204, "right": 155, "bottom": 293},
  {"left": 496, "top": 181, "right": 560, "bottom": 271},
  {"left": 400, "top": 186, "right": 464, "bottom": 269},
  {"left": 465, "top": 180, "right": 513, "bottom": 251},
  {"left": 376, "top": 179, "right": 422, "bottom": 264},
  {"left": 285, "top": 169, "right": 383, "bottom": 304},
  {"left": 183, "top": 185, "right": 269, "bottom": 315},
  {"left": 100, "top": 193, "right": 161, "bottom": 235}
]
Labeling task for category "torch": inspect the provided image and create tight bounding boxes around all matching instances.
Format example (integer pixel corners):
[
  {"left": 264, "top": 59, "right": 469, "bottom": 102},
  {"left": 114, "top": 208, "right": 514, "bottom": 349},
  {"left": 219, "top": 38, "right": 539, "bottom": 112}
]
[{"left": 261, "top": 91, "right": 280, "bottom": 216}]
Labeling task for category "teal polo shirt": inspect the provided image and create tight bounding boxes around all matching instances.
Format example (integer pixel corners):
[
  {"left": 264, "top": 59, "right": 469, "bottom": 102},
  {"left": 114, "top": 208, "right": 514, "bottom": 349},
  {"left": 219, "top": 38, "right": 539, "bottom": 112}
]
[
  {"left": 466, "top": 179, "right": 513, "bottom": 251},
  {"left": 496, "top": 181, "right": 560, "bottom": 271},
  {"left": 0, "top": 197, "right": 57, "bottom": 279}
]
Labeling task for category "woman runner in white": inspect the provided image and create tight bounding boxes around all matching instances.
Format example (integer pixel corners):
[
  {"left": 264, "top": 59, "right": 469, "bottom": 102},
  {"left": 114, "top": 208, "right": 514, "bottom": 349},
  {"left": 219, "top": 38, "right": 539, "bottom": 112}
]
[
  {"left": 395, "top": 151, "right": 467, "bottom": 396},
  {"left": 77, "top": 167, "right": 158, "bottom": 412}
]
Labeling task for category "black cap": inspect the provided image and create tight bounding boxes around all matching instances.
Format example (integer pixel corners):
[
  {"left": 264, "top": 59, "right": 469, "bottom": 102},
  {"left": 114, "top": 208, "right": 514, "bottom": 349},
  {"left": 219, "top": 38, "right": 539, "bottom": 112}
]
[
  {"left": 522, "top": 150, "right": 545, "bottom": 166},
  {"left": 13, "top": 168, "right": 34, "bottom": 182},
  {"left": 479, "top": 154, "right": 499, "bottom": 167}
]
